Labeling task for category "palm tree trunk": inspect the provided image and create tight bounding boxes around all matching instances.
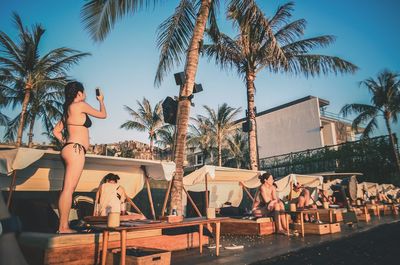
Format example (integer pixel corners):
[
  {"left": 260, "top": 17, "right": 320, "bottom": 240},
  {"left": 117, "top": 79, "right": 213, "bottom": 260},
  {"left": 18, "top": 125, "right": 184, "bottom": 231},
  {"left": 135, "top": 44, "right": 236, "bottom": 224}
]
[
  {"left": 170, "top": 0, "right": 212, "bottom": 216},
  {"left": 218, "top": 134, "right": 222, "bottom": 166},
  {"left": 246, "top": 71, "right": 258, "bottom": 170},
  {"left": 27, "top": 114, "right": 36, "bottom": 148},
  {"left": 149, "top": 137, "right": 154, "bottom": 160},
  {"left": 16, "top": 83, "right": 32, "bottom": 147},
  {"left": 384, "top": 115, "right": 400, "bottom": 173}
]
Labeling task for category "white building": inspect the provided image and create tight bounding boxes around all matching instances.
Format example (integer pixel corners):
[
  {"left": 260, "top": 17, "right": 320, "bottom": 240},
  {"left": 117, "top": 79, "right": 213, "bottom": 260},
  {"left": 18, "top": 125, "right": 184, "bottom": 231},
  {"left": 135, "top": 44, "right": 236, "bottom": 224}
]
[
  {"left": 246, "top": 96, "right": 357, "bottom": 159},
  {"left": 186, "top": 95, "right": 358, "bottom": 168}
]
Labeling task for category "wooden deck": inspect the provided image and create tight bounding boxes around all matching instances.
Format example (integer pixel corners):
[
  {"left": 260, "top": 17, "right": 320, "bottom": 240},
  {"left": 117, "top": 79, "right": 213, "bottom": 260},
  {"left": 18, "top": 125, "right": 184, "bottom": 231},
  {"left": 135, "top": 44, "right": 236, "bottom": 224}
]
[{"left": 19, "top": 228, "right": 208, "bottom": 265}]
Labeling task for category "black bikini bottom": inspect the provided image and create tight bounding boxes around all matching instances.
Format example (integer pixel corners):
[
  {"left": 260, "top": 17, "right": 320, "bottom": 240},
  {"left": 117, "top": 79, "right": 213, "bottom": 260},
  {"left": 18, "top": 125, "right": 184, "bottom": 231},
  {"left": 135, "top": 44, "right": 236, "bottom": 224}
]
[{"left": 62, "top": 142, "right": 87, "bottom": 154}]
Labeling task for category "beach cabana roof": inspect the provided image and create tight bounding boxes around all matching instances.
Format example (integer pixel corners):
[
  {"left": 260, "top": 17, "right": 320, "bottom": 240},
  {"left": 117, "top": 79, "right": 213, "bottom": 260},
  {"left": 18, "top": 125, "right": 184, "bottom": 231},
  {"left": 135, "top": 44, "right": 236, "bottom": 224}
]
[
  {"left": 275, "top": 174, "right": 323, "bottom": 200},
  {"left": 0, "top": 147, "right": 175, "bottom": 199},
  {"left": 182, "top": 165, "right": 265, "bottom": 208},
  {"left": 183, "top": 165, "right": 264, "bottom": 188}
]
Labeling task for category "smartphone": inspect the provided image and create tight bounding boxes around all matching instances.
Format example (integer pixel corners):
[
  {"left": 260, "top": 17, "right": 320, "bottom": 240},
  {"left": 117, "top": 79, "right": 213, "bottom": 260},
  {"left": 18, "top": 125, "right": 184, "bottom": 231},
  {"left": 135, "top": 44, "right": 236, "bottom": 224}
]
[{"left": 95, "top": 88, "right": 100, "bottom": 97}]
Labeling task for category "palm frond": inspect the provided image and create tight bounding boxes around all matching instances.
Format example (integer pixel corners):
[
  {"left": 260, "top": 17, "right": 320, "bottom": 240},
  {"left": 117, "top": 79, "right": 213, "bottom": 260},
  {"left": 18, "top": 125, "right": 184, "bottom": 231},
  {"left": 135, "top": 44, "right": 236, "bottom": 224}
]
[
  {"left": 120, "top": 120, "right": 146, "bottom": 131},
  {"left": 81, "top": 0, "right": 159, "bottom": 42},
  {"left": 154, "top": 0, "right": 196, "bottom": 86}
]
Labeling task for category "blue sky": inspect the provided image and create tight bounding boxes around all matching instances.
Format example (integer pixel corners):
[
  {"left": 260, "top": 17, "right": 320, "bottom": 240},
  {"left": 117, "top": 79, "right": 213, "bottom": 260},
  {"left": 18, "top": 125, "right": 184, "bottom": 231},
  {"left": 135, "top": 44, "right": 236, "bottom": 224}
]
[{"left": 1, "top": 0, "right": 399, "bottom": 145}]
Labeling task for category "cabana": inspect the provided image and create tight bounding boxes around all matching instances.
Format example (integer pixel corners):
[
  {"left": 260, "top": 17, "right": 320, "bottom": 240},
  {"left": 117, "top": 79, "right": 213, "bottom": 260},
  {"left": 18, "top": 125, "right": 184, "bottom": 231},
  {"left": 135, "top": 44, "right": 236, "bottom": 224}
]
[
  {"left": 0, "top": 148, "right": 210, "bottom": 264},
  {"left": 0, "top": 147, "right": 175, "bottom": 220},
  {"left": 182, "top": 166, "right": 272, "bottom": 235},
  {"left": 274, "top": 173, "right": 323, "bottom": 202}
]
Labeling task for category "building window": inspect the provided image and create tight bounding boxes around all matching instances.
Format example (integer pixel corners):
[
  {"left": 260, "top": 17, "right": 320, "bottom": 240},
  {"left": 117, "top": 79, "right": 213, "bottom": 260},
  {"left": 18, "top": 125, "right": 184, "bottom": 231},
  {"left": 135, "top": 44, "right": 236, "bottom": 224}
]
[{"left": 195, "top": 154, "right": 203, "bottom": 165}]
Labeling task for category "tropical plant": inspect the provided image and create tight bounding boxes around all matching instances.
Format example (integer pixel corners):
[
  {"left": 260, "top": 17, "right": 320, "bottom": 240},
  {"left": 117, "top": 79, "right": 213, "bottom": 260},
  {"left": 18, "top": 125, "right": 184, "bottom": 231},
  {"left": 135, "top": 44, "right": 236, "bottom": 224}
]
[
  {"left": 156, "top": 124, "right": 176, "bottom": 159},
  {"left": 225, "top": 128, "right": 249, "bottom": 168},
  {"left": 340, "top": 70, "right": 400, "bottom": 173},
  {"left": 0, "top": 13, "right": 90, "bottom": 147},
  {"left": 204, "top": 1, "right": 358, "bottom": 170},
  {"left": 120, "top": 98, "right": 164, "bottom": 159},
  {"left": 197, "top": 103, "right": 241, "bottom": 166},
  {"left": 3, "top": 84, "right": 64, "bottom": 147},
  {"left": 0, "top": 86, "right": 9, "bottom": 127},
  {"left": 82, "top": 0, "right": 222, "bottom": 214},
  {"left": 187, "top": 115, "right": 216, "bottom": 165}
]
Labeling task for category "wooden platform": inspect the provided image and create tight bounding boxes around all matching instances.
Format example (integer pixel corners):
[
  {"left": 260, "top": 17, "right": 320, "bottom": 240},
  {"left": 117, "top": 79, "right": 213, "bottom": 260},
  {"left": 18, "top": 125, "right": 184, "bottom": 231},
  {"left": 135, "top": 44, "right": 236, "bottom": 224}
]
[
  {"left": 292, "top": 222, "right": 341, "bottom": 235},
  {"left": 19, "top": 229, "right": 208, "bottom": 265},
  {"left": 221, "top": 218, "right": 275, "bottom": 235}
]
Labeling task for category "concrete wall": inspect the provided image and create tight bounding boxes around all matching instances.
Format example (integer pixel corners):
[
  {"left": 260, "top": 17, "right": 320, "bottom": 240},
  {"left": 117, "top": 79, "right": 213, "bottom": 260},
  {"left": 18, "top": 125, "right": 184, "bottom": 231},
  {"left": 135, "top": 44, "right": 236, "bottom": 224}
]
[
  {"left": 321, "top": 121, "right": 337, "bottom": 146},
  {"left": 256, "top": 97, "right": 323, "bottom": 158}
]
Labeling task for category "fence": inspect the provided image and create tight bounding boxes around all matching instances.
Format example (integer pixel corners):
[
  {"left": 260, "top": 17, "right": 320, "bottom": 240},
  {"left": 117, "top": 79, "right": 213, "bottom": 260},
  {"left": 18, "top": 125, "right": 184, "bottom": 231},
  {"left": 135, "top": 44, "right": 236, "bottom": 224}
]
[{"left": 259, "top": 134, "right": 399, "bottom": 184}]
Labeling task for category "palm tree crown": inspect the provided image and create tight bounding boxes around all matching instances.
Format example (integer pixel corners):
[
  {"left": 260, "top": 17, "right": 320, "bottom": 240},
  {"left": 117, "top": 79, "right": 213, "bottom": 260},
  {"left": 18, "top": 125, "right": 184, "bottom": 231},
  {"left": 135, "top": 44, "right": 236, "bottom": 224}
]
[
  {"left": 341, "top": 69, "right": 400, "bottom": 172},
  {"left": 120, "top": 97, "right": 164, "bottom": 159},
  {"left": 0, "top": 13, "right": 90, "bottom": 146},
  {"left": 203, "top": 1, "right": 358, "bottom": 170},
  {"left": 198, "top": 103, "right": 241, "bottom": 166}
]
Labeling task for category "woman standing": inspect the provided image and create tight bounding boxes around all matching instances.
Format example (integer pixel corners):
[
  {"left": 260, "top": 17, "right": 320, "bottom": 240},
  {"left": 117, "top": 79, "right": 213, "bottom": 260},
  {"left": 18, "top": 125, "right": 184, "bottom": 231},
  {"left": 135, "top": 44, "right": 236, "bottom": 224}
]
[{"left": 53, "top": 81, "right": 106, "bottom": 233}]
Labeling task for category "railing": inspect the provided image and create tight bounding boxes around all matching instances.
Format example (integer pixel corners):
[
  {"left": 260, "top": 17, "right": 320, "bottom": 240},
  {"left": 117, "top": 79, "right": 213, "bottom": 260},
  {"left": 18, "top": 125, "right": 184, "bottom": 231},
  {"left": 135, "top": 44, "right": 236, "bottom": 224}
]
[{"left": 259, "top": 134, "right": 398, "bottom": 179}]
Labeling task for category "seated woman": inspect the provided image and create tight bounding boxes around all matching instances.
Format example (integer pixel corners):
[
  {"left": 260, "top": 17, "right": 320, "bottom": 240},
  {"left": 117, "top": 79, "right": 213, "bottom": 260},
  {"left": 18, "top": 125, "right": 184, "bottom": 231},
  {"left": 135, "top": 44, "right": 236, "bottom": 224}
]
[
  {"left": 252, "top": 172, "right": 289, "bottom": 235},
  {"left": 291, "top": 183, "right": 318, "bottom": 222},
  {"left": 94, "top": 173, "right": 145, "bottom": 219}
]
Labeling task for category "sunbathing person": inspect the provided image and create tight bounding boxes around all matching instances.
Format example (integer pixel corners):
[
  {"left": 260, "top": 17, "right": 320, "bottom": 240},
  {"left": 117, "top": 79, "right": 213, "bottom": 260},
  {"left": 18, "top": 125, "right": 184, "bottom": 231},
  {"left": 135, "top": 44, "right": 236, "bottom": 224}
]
[
  {"left": 252, "top": 173, "right": 289, "bottom": 235},
  {"left": 291, "top": 183, "right": 318, "bottom": 222},
  {"left": 94, "top": 173, "right": 145, "bottom": 219}
]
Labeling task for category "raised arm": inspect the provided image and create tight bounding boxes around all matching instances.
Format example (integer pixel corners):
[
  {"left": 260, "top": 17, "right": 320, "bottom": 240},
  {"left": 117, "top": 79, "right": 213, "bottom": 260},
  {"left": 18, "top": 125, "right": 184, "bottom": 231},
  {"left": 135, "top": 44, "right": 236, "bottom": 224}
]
[
  {"left": 52, "top": 120, "right": 65, "bottom": 144},
  {"left": 80, "top": 90, "right": 106, "bottom": 119}
]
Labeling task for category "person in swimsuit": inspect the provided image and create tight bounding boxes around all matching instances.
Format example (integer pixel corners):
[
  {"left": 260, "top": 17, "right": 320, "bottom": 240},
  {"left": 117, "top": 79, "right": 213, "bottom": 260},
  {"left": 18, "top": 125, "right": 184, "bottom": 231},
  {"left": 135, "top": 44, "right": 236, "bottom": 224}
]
[
  {"left": 53, "top": 81, "right": 106, "bottom": 233},
  {"left": 252, "top": 172, "right": 289, "bottom": 235}
]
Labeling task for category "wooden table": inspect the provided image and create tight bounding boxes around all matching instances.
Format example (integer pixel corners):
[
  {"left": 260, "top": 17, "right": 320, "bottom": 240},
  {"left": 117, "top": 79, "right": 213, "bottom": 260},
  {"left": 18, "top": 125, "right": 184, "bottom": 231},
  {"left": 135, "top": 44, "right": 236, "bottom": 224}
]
[
  {"left": 93, "top": 217, "right": 227, "bottom": 265},
  {"left": 286, "top": 209, "right": 322, "bottom": 237}
]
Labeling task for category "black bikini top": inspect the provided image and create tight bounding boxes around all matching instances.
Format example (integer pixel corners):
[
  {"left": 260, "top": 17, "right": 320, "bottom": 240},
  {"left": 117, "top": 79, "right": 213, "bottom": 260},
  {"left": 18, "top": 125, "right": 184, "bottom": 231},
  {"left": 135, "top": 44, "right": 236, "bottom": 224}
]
[{"left": 67, "top": 114, "right": 92, "bottom": 128}]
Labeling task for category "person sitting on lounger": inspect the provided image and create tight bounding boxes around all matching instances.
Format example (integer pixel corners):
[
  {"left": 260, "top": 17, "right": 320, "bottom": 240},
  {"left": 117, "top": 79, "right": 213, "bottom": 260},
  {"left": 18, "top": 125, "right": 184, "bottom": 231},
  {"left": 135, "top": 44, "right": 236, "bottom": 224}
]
[
  {"left": 252, "top": 173, "right": 289, "bottom": 235},
  {"left": 291, "top": 183, "right": 318, "bottom": 222},
  {"left": 94, "top": 173, "right": 145, "bottom": 219}
]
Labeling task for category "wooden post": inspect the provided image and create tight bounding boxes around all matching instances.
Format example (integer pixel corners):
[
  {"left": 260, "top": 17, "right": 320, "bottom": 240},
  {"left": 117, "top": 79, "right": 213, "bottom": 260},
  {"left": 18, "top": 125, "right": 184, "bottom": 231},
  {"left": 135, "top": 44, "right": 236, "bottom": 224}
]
[
  {"left": 101, "top": 231, "right": 109, "bottom": 265},
  {"left": 7, "top": 170, "right": 17, "bottom": 208},
  {"left": 145, "top": 177, "right": 156, "bottom": 220},
  {"left": 240, "top": 182, "right": 254, "bottom": 202},
  {"left": 125, "top": 196, "right": 144, "bottom": 216},
  {"left": 215, "top": 221, "right": 221, "bottom": 256},
  {"left": 161, "top": 180, "right": 173, "bottom": 217},
  {"left": 199, "top": 224, "right": 203, "bottom": 254},
  {"left": 205, "top": 173, "right": 209, "bottom": 211},
  {"left": 183, "top": 186, "right": 202, "bottom": 217},
  {"left": 142, "top": 166, "right": 156, "bottom": 220},
  {"left": 121, "top": 230, "right": 127, "bottom": 265}
]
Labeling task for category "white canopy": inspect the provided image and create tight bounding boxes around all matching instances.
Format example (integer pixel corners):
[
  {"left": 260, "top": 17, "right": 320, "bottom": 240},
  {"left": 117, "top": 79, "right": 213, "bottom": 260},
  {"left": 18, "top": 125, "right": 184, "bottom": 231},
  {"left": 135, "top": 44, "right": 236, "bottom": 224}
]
[
  {"left": 360, "top": 182, "right": 380, "bottom": 197},
  {"left": 0, "top": 148, "right": 175, "bottom": 198},
  {"left": 274, "top": 174, "right": 323, "bottom": 200},
  {"left": 379, "top": 184, "right": 395, "bottom": 194},
  {"left": 183, "top": 165, "right": 265, "bottom": 208}
]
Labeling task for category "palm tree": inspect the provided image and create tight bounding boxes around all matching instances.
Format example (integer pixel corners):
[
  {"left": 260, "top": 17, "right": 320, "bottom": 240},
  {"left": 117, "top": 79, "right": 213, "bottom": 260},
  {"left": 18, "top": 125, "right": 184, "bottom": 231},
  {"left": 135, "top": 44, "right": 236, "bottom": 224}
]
[
  {"left": 0, "top": 13, "right": 90, "bottom": 147},
  {"left": 198, "top": 104, "right": 241, "bottom": 166},
  {"left": 3, "top": 85, "right": 64, "bottom": 147},
  {"left": 82, "top": 0, "right": 223, "bottom": 214},
  {"left": 225, "top": 128, "right": 249, "bottom": 168},
  {"left": 120, "top": 98, "right": 164, "bottom": 159},
  {"left": 156, "top": 124, "right": 176, "bottom": 160},
  {"left": 341, "top": 70, "right": 400, "bottom": 173},
  {"left": 204, "top": 1, "right": 358, "bottom": 170},
  {"left": 187, "top": 115, "right": 216, "bottom": 165}
]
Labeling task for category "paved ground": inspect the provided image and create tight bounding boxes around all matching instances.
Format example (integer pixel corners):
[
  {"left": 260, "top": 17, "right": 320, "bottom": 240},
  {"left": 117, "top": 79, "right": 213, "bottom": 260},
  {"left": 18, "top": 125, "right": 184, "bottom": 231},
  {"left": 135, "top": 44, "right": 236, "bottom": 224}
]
[{"left": 171, "top": 216, "right": 400, "bottom": 265}]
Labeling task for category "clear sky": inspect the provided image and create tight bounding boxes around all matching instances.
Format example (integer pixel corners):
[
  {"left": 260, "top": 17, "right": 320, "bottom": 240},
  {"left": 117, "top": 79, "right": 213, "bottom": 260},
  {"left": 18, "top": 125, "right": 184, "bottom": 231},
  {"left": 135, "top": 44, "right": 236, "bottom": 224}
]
[{"left": 1, "top": 0, "right": 399, "bottom": 145}]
